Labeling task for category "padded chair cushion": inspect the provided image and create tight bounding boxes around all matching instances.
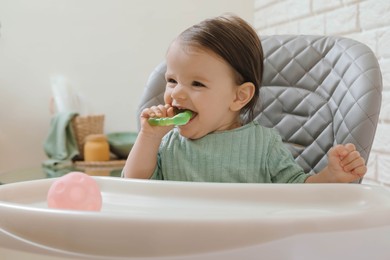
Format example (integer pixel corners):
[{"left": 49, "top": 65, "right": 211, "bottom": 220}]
[
  {"left": 256, "top": 35, "right": 382, "bottom": 173},
  {"left": 137, "top": 35, "right": 382, "bottom": 175}
]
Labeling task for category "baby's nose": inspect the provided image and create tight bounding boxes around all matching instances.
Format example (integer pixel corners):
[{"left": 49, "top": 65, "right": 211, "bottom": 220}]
[{"left": 171, "top": 84, "right": 187, "bottom": 100}]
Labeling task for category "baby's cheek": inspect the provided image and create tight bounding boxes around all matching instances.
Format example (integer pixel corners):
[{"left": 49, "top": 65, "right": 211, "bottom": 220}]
[{"left": 163, "top": 91, "right": 173, "bottom": 104}]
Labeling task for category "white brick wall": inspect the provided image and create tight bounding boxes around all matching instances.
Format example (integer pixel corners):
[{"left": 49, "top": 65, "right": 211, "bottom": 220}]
[{"left": 254, "top": 0, "right": 390, "bottom": 186}]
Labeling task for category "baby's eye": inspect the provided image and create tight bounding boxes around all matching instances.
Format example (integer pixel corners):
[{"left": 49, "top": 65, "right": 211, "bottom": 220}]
[
  {"left": 192, "top": 81, "right": 205, "bottom": 87},
  {"left": 167, "top": 78, "right": 177, "bottom": 84}
]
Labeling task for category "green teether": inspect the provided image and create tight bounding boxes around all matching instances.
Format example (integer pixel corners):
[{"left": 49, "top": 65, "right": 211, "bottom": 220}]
[{"left": 148, "top": 110, "right": 193, "bottom": 126}]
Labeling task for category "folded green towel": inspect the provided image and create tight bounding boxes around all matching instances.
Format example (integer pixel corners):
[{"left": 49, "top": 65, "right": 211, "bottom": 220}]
[{"left": 43, "top": 112, "right": 79, "bottom": 165}]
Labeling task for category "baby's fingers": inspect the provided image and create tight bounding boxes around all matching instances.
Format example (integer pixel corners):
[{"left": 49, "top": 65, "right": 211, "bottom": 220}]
[
  {"left": 344, "top": 143, "right": 356, "bottom": 152},
  {"left": 149, "top": 105, "right": 166, "bottom": 117},
  {"left": 142, "top": 104, "right": 170, "bottom": 118},
  {"left": 351, "top": 165, "right": 367, "bottom": 178},
  {"left": 140, "top": 108, "right": 153, "bottom": 119},
  {"left": 333, "top": 143, "right": 356, "bottom": 158},
  {"left": 341, "top": 151, "right": 365, "bottom": 171}
]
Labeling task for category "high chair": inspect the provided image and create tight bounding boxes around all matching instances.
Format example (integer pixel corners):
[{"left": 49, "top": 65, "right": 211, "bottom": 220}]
[
  {"left": 139, "top": 35, "right": 383, "bottom": 178},
  {"left": 0, "top": 35, "right": 387, "bottom": 260}
]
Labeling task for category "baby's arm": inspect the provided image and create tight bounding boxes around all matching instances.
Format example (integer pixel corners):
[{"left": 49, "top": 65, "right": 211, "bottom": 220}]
[
  {"left": 123, "top": 104, "right": 175, "bottom": 179},
  {"left": 305, "top": 143, "right": 367, "bottom": 183}
]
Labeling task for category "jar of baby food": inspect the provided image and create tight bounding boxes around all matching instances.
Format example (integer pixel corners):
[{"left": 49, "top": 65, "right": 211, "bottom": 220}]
[{"left": 84, "top": 134, "right": 110, "bottom": 161}]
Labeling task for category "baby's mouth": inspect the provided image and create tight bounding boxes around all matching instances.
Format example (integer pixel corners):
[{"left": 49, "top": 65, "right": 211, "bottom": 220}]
[{"left": 174, "top": 107, "right": 197, "bottom": 121}]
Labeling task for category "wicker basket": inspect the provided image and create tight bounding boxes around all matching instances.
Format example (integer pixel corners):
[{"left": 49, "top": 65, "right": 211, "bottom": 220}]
[
  {"left": 71, "top": 114, "right": 105, "bottom": 158},
  {"left": 74, "top": 160, "right": 126, "bottom": 167}
]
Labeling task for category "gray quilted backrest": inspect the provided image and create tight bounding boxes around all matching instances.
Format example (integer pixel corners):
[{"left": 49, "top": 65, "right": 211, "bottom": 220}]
[{"left": 137, "top": 35, "right": 382, "bottom": 175}]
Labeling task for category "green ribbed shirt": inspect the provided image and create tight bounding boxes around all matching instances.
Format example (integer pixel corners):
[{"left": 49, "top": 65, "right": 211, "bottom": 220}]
[{"left": 151, "top": 121, "right": 309, "bottom": 183}]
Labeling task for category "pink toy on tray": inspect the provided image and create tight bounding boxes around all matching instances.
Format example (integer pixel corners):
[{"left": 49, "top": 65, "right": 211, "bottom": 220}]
[{"left": 47, "top": 171, "right": 102, "bottom": 211}]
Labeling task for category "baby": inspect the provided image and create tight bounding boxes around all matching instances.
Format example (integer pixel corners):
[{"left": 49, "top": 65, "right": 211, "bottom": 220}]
[{"left": 123, "top": 14, "right": 366, "bottom": 183}]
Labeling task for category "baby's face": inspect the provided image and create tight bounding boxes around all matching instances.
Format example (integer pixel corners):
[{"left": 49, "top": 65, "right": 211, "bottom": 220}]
[{"left": 164, "top": 40, "right": 242, "bottom": 139}]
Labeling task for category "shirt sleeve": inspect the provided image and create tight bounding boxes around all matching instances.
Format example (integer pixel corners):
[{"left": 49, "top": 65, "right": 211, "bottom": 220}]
[{"left": 267, "top": 131, "right": 309, "bottom": 183}]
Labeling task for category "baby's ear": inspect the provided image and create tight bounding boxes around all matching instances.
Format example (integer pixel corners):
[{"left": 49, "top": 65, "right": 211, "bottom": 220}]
[{"left": 230, "top": 82, "right": 255, "bottom": 112}]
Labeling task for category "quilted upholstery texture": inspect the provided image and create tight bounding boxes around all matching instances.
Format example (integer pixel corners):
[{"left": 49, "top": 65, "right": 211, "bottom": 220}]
[{"left": 137, "top": 35, "right": 383, "bottom": 176}]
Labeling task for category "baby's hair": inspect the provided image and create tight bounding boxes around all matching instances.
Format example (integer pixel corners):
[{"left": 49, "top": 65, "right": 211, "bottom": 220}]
[{"left": 178, "top": 14, "right": 264, "bottom": 121}]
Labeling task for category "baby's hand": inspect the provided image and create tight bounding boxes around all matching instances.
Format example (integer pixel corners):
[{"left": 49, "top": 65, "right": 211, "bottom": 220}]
[
  {"left": 327, "top": 143, "right": 367, "bottom": 182},
  {"left": 142, "top": 104, "right": 173, "bottom": 120},
  {"left": 139, "top": 104, "right": 175, "bottom": 137}
]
